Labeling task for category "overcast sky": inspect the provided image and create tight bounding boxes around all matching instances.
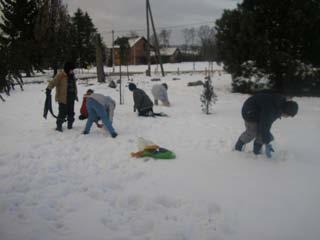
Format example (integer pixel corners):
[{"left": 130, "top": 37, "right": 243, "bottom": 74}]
[{"left": 65, "top": 0, "right": 241, "bottom": 46}]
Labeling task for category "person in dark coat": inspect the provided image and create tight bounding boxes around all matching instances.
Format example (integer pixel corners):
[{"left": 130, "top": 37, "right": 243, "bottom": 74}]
[
  {"left": 46, "top": 62, "right": 78, "bottom": 132},
  {"left": 235, "top": 93, "right": 298, "bottom": 158},
  {"left": 128, "top": 83, "right": 159, "bottom": 117}
]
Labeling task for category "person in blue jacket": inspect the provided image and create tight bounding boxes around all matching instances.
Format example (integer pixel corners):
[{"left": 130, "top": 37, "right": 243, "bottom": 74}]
[
  {"left": 235, "top": 93, "right": 298, "bottom": 158},
  {"left": 83, "top": 92, "right": 118, "bottom": 138}
]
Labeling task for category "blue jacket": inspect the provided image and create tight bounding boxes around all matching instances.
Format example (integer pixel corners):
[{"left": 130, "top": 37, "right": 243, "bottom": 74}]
[{"left": 242, "top": 93, "right": 286, "bottom": 144}]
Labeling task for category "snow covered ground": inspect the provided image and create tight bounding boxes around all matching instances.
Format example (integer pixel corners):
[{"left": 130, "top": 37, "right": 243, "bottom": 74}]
[{"left": 1, "top": 62, "right": 320, "bottom": 240}]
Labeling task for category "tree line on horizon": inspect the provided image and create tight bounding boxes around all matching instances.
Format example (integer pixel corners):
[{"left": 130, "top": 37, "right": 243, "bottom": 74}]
[
  {"left": 0, "top": 0, "right": 104, "bottom": 95},
  {"left": 1, "top": 0, "right": 320, "bottom": 97}
]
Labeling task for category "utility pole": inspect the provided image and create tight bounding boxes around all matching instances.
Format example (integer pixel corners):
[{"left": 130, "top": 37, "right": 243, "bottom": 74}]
[
  {"left": 146, "top": 0, "right": 151, "bottom": 76},
  {"left": 146, "top": 0, "right": 164, "bottom": 77},
  {"left": 112, "top": 30, "right": 115, "bottom": 73}
]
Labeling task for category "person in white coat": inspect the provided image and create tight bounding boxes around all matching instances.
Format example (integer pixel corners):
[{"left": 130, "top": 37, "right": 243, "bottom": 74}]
[{"left": 151, "top": 83, "right": 170, "bottom": 106}]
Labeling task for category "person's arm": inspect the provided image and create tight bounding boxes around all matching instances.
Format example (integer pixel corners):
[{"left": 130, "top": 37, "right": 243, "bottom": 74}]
[
  {"left": 47, "top": 72, "right": 61, "bottom": 90},
  {"left": 74, "top": 74, "right": 78, "bottom": 101},
  {"left": 160, "top": 88, "right": 170, "bottom": 106},
  {"left": 133, "top": 91, "right": 143, "bottom": 112}
]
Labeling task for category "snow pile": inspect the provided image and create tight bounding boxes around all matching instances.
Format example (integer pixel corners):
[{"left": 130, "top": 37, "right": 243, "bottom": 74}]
[{"left": 0, "top": 64, "right": 320, "bottom": 240}]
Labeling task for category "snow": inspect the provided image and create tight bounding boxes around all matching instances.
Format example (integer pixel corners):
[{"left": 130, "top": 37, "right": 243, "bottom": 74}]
[{"left": 1, "top": 62, "right": 320, "bottom": 240}]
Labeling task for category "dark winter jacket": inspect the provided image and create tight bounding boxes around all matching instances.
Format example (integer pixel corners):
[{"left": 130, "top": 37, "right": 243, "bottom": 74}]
[
  {"left": 242, "top": 93, "right": 286, "bottom": 144},
  {"left": 132, "top": 88, "right": 153, "bottom": 112}
]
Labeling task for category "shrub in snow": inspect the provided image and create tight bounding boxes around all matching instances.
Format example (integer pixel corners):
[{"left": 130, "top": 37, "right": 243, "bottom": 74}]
[
  {"left": 232, "top": 61, "right": 273, "bottom": 94},
  {"left": 200, "top": 76, "right": 217, "bottom": 114},
  {"left": 283, "top": 60, "right": 320, "bottom": 95}
]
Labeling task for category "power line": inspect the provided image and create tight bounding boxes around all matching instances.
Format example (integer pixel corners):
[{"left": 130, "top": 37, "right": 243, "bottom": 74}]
[{"left": 100, "top": 20, "right": 215, "bottom": 35}]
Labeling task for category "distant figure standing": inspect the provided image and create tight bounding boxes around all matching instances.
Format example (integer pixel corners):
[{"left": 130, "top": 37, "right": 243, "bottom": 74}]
[
  {"left": 151, "top": 83, "right": 170, "bottom": 106},
  {"left": 235, "top": 93, "right": 298, "bottom": 158},
  {"left": 83, "top": 93, "right": 117, "bottom": 138},
  {"left": 46, "top": 62, "right": 78, "bottom": 132}
]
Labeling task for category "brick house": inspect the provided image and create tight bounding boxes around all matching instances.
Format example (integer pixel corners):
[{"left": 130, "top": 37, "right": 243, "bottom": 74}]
[{"left": 111, "top": 36, "right": 149, "bottom": 65}]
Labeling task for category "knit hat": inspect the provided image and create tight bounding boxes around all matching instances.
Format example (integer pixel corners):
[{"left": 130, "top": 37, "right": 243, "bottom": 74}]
[
  {"left": 64, "top": 62, "right": 75, "bottom": 74},
  {"left": 128, "top": 83, "right": 137, "bottom": 91},
  {"left": 162, "top": 83, "right": 168, "bottom": 90},
  {"left": 283, "top": 101, "right": 298, "bottom": 117}
]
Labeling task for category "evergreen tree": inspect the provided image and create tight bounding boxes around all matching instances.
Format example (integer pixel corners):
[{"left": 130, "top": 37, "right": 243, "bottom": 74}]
[
  {"left": 215, "top": 0, "right": 320, "bottom": 95},
  {"left": 34, "top": 0, "right": 73, "bottom": 75},
  {"left": 0, "top": 0, "right": 39, "bottom": 77},
  {"left": 200, "top": 77, "right": 217, "bottom": 114},
  {"left": 71, "top": 8, "right": 97, "bottom": 68},
  {"left": 198, "top": 25, "right": 216, "bottom": 62}
]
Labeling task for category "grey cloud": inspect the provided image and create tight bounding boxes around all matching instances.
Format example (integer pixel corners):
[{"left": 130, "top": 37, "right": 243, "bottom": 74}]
[{"left": 65, "top": 0, "right": 241, "bottom": 45}]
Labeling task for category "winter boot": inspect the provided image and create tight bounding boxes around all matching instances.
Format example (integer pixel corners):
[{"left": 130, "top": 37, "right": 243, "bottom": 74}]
[
  {"left": 56, "top": 124, "right": 63, "bottom": 132},
  {"left": 235, "top": 139, "right": 245, "bottom": 151},
  {"left": 67, "top": 121, "right": 73, "bottom": 129},
  {"left": 56, "top": 119, "right": 63, "bottom": 132},
  {"left": 253, "top": 141, "right": 263, "bottom": 155}
]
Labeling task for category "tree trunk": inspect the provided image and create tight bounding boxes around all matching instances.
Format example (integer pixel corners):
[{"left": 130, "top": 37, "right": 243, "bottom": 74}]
[{"left": 95, "top": 34, "right": 105, "bottom": 83}]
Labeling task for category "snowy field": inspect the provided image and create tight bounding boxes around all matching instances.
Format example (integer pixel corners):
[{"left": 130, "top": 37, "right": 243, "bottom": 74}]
[{"left": 1, "top": 62, "right": 320, "bottom": 240}]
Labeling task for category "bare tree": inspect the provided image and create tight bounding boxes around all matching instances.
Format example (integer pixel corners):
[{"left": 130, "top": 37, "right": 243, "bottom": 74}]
[
  {"left": 198, "top": 25, "right": 216, "bottom": 61},
  {"left": 182, "top": 27, "right": 196, "bottom": 52},
  {"left": 182, "top": 28, "right": 191, "bottom": 51},
  {"left": 158, "top": 29, "right": 171, "bottom": 48}
]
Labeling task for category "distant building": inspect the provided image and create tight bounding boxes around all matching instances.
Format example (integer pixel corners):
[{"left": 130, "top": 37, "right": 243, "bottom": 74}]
[
  {"left": 151, "top": 47, "right": 181, "bottom": 63},
  {"left": 108, "top": 36, "right": 182, "bottom": 66},
  {"left": 109, "top": 36, "right": 149, "bottom": 66}
]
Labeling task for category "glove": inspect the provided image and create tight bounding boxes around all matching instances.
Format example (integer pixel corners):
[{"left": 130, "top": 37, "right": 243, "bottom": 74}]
[
  {"left": 75, "top": 96, "right": 79, "bottom": 102},
  {"left": 46, "top": 88, "right": 51, "bottom": 96},
  {"left": 79, "top": 115, "right": 87, "bottom": 120},
  {"left": 265, "top": 144, "right": 275, "bottom": 158}
]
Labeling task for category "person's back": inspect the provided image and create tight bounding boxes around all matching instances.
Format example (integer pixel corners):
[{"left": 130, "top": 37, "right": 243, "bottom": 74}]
[
  {"left": 242, "top": 93, "right": 286, "bottom": 123},
  {"left": 151, "top": 84, "right": 167, "bottom": 100},
  {"left": 132, "top": 87, "right": 153, "bottom": 112},
  {"left": 88, "top": 93, "right": 115, "bottom": 109},
  {"left": 88, "top": 93, "right": 116, "bottom": 121}
]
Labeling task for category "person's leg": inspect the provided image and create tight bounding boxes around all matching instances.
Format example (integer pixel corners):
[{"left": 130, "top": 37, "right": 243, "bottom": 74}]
[
  {"left": 138, "top": 109, "right": 150, "bottom": 117},
  {"left": 83, "top": 99, "right": 98, "bottom": 134},
  {"left": 253, "top": 131, "right": 274, "bottom": 155},
  {"left": 138, "top": 107, "right": 157, "bottom": 117},
  {"left": 94, "top": 102, "right": 117, "bottom": 136},
  {"left": 66, "top": 96, "right": 75, "bottom": 129},
  {"left": 56, "top": 103, "right": 67, "bottom": 131},
  {"left": 235, "top": 121, "right": 258, "bottom": 151}
]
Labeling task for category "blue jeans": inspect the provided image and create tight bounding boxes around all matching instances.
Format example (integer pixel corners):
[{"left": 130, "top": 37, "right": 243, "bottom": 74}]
[{"left": 84, "top": 98, "right": 116, "bottom": 135}]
